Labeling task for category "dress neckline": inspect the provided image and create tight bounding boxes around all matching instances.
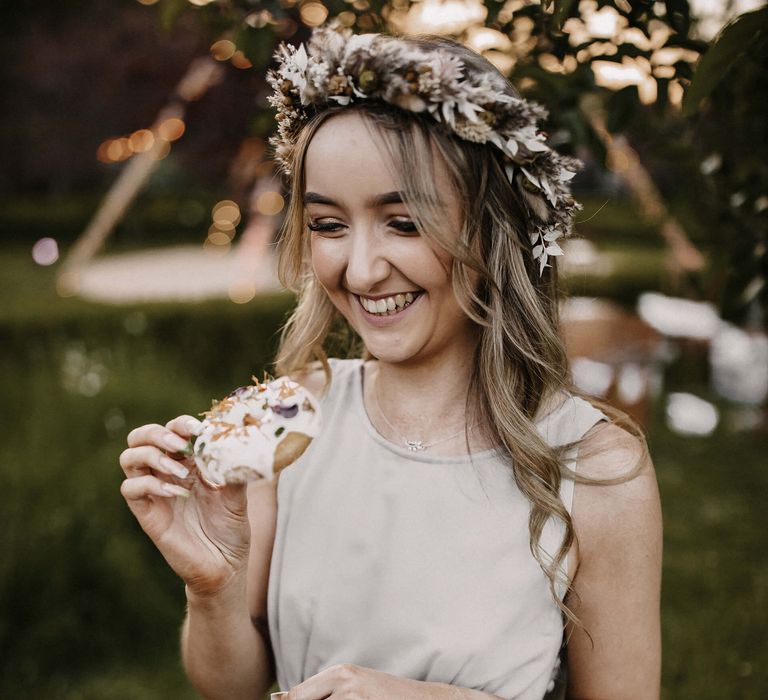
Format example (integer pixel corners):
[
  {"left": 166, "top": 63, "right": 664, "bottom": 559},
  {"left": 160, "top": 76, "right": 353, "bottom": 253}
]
[{"left": 353, "top": 359, "right": 499, "bottom": 465}]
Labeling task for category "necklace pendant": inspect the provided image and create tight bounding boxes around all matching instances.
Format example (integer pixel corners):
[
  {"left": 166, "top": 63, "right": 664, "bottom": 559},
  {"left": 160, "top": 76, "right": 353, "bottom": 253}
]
[{"left": 405, "top": 439, "right": 425, "bottom": 452}]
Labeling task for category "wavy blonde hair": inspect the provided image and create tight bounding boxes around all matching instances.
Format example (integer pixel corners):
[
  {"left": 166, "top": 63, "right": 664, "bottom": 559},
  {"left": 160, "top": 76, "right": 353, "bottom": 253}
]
[{"left": 273, "top": 36, "right": 644, "bottom": 624}]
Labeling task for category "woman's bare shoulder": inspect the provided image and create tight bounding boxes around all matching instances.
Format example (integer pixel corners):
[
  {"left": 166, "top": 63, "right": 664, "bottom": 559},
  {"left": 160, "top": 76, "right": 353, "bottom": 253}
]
[{"left": 572, "top": 421, "right": 661, "bottom": 557}]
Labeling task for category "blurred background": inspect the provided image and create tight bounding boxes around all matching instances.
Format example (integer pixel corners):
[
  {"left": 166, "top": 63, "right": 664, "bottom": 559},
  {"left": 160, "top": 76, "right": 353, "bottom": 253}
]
[{"left": 1, "top": 0, "right": 766, "bottom": 697}]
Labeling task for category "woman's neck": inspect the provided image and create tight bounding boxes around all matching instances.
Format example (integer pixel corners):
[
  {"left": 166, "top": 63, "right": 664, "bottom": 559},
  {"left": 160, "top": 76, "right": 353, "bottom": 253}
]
[{"left": 364, "top": 343, "right": 488, "bottom": 452}]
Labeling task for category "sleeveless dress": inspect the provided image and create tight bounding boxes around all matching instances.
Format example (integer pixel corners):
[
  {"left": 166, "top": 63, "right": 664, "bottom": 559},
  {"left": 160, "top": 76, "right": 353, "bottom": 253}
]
[{"left": 267, "top": 359, "right": 607, "bottom": 699}]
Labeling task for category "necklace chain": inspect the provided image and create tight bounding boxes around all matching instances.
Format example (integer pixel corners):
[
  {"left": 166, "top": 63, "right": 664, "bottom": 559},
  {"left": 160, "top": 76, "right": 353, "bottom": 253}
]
[{"left": 372, "top": 381, "right": 471, "bottom": 452}]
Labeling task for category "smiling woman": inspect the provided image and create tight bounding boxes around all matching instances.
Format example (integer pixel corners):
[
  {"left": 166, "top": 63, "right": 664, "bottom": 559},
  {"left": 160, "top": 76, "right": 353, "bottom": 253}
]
[{"left": 120, "top": 26, "right": 662, "bottom": 700}]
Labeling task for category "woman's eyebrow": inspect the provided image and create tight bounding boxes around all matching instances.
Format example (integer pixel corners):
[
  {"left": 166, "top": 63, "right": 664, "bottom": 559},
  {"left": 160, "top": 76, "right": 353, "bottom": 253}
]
[{"left": 302, "top": 191, "right": 406, "bottom": 208}]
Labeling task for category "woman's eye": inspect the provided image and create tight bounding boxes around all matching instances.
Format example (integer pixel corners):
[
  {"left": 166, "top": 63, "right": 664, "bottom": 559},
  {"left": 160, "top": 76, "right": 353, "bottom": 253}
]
[
  {"left": 390, "top": 219, "right": 418, "bottom": 234},
  {"left": 307, "top": 221, "right": 344, "bottom": 233}
]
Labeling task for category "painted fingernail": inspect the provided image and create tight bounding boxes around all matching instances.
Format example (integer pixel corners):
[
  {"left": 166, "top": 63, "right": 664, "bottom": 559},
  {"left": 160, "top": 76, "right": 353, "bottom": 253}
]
[
  {"left": 160, "top": 456, "right": 189, "bottom": 479},
  {"left": 163, "top": 433, "right": 189, "bottom": 452},
  {"left": 161, "top": 483, "right": 190, "bottom": 498},
  {"left": 185, "top": 418, "right": 203, "bottom": 436}
]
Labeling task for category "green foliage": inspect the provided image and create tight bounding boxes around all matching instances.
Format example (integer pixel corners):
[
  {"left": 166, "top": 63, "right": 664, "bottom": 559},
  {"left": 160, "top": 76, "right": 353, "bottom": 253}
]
[
  {"left": 0, "top": 284, "right": 293, "bottom": 697},
  {"left": 682, "top": 6, "right": 768, "bottom": 117}
]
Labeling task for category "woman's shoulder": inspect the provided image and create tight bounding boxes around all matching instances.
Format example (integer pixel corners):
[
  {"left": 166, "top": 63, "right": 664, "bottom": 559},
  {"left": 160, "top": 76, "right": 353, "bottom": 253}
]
[
  {"left": 572, "top": 421, "right": 660, "bottom": 557},
  {"left": 284, "top": 357, "right": 363, "bottom": 398}
]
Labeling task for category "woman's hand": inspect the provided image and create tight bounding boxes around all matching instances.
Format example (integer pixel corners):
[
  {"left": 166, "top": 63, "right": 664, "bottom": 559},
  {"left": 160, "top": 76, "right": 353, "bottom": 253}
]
[
  {"left": 119, "top": 414, "right": 251, "bottom": 597},
  {"left": 284, "top": 664, "right": 501, "bottom": 699}
]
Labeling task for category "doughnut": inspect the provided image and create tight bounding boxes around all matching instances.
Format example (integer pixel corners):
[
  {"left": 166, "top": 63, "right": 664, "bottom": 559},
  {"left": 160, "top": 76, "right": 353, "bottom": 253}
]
[{"left": 192, "top": 375, "right": 322, "bottom": 485}]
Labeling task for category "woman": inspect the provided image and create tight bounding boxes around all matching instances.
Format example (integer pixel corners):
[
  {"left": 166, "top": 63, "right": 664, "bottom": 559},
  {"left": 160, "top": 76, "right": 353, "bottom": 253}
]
[{"left": 119, "top": 28, "right": 662, "bottom": 699}]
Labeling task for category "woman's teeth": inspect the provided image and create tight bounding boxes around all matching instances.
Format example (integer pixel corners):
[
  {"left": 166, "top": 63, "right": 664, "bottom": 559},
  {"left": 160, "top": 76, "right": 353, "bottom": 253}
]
[{"left": 360, "top": 292, "right": 418, "bottom": 316}]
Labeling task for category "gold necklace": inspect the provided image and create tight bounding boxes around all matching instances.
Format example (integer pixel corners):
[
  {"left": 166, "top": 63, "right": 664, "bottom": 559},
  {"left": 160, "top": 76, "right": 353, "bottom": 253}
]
[{"left": 372, "top": 382, "right": 472, "bottom": 452}]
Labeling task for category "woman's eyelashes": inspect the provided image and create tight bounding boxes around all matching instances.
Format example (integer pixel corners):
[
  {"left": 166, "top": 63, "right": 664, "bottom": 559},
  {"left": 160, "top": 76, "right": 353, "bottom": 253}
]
[{"left": 307, "top": 219, "right": 418, "bottom": 235}]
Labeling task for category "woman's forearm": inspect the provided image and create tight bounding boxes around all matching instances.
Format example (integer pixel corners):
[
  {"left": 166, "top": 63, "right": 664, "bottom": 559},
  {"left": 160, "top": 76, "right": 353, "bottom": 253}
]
[{"left": 181, "top": 573, "right": 274, "bottom": 700}]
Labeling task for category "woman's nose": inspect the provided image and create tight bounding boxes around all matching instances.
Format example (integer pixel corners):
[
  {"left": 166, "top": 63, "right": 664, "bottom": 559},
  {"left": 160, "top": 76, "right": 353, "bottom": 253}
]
[{"left": 344, "top": 230, "right": 390, "bottom": 292}]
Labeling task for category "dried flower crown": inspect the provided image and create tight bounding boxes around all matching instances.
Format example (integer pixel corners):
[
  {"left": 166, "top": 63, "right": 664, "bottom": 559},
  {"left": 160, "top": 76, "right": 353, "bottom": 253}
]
[{"left": 267, "top": 26, "right": 582, "bottom": 274}]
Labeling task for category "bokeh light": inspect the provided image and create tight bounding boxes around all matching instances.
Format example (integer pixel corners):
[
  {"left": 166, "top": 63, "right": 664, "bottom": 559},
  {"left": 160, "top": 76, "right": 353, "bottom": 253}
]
[
  {"left": 300, "top": 2, "right": 329, "bottom": 27},
  {"left": 212, "top": 200, "right": 241, "bottom": 227},
  {"left": 256, "top": 191, "right": 285, "bottom": 216},
  {"left": 228, "top": 280, "right": 258, "bottom": 304},
  {"left": 206, "top": 230, "right": 232, "bottom": 246},
  {"left": 32, "top": 237, "right": 59, "bottom": 266},
  {"left": 157, "top": 117, "right": 185, "bottom": 141},
  {"left": 231, "top": 51, "right": 253, "bottom": 69},
  {"left": 210, "top": 39, "right": 236, "bottom": 61},
  {"left": 129, "top": 129, "right": 155, "bottom": 153}
]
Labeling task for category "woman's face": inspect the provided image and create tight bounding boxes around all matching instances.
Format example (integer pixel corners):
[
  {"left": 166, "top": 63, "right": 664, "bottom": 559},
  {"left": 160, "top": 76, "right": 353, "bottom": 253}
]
[{"left": 304, "top": 110, "right": 476, "bottom": 366}]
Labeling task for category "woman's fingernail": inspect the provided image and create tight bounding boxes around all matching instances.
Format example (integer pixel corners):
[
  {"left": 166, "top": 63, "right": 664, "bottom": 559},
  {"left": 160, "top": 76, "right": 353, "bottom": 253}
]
[
  {"left": 160, "top": 456, "right": 189, "bottom": 479},
  {"left": 161, "top": 483, "right": 190, "bottom": 498},
  {"left": 163, "top": 433, "right": 189, "bottom": 452},
  {"left": 186, "top": 418, "right": 203, "bottom": 436}
]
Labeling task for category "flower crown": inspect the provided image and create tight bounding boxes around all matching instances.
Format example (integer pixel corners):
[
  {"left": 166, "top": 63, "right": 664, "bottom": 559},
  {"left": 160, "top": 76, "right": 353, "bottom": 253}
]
[{"left": 267, "top": 26, "right": 581, "bottom": 274}]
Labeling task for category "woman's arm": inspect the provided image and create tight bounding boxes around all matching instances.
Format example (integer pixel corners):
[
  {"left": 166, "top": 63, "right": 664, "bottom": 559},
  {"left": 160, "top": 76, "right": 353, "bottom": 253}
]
[
  {"left": 181, "top": 479, "right": 278, "bottom": 699},
  {"left": 565, "top": 424, "right": 663, "bottom": 700}
]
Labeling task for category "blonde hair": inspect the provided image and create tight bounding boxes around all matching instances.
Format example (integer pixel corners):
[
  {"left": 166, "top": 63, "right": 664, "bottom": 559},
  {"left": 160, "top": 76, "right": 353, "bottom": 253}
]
[{"left": 274, "top": 36, "right": 644, "bottom": 624}]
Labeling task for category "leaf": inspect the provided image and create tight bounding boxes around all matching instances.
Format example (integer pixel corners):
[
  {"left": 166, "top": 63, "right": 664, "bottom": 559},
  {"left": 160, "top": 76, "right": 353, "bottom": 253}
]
[
  {"left": 682, "top": 6, "right": 768, "bottom": 117},
  {"left": 665, "top": 0, "right": 690, "bottom": 36},
  {"left": 552, "top": 0, "right": 577, "bottom": 32}
]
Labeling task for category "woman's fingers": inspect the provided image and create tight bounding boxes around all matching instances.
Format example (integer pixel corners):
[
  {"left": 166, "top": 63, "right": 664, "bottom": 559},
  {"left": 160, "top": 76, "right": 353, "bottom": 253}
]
[
  {"left": 120, "top": 474, "right": 191, "bottom": 501},
  {"left": 126, "top": 422, "right": 192, "bottom": 455},
  {"left": 165, "top": 414, "right": 203, "bottom": 439},
  {"left": 119, "top": 445, "right": 191, "bottom": 479}
]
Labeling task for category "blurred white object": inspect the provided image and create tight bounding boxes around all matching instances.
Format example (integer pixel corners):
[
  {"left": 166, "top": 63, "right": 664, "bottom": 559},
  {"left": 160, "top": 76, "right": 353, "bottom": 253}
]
[
  {"left": 617, "top": 363, "right": 647, "bottom": 405},
  {"left": 571, "top": 357, "right": 614, "bottom": 397},
  {"left": 710, "top": 323, "right": 768, "bottom": 405},
  {"left": 32, "top": 237, "right": 59, "bottom": 266},
  {"left": 637, "top": 292, "right": 721, "bottom": 339},
  {"left": 560, "top": 239, "right": 614, "bottom": 276},
  {"left": 666, "top": 392, "right": 719, "bottom": 436}
]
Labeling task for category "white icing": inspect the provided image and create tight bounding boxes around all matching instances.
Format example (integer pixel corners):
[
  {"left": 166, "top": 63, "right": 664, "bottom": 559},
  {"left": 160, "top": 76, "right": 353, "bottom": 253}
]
[{"left": 193, "top": 376, "right": 322, "bottom": 485}]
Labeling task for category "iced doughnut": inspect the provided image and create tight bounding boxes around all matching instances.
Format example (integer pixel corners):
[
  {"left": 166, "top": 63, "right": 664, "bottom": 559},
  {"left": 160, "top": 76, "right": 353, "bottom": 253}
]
[{"left": 192, "top": 376, "right": 322, "bottom": 485}]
